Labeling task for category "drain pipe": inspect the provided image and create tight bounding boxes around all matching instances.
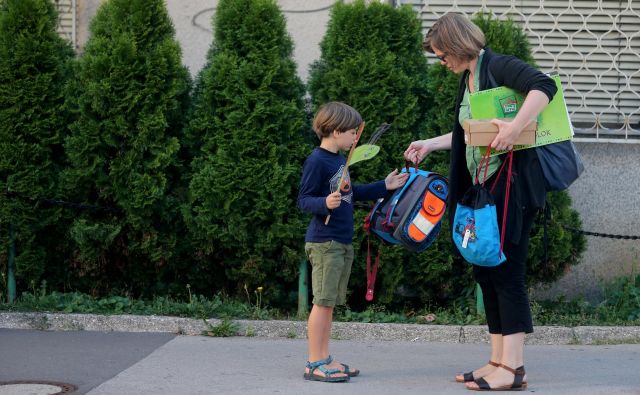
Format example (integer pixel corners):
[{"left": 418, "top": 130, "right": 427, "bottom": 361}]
[
  {"left": 7, "top": 223, "right": 16, "bottom": 303},
  {"left": 297, "top": 258, "right": 309, "bottom": 318}
]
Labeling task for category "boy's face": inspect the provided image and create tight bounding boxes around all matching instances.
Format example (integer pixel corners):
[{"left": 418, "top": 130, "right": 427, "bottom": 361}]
[{"left": 334, "top": 128, "right": 358, "bottom": 151}]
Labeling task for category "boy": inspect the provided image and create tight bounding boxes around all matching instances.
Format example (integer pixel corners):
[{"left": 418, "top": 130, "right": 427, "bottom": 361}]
[{"left": 298, "top": 102, "right": 408, "bottom": 382}]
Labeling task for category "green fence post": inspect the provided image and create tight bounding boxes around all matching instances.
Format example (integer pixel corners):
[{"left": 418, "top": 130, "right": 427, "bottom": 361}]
[
  {"left": 7, "top": 223, "right": 16, "bottom": 304},
  {"left": 475, "top": 283, "right": 484, "bottom": 315},
  {"left": 297, "top": 258, "right": 309, "bottom": 319}
]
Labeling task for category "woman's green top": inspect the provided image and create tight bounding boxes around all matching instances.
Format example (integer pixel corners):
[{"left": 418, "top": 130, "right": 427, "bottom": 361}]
[{"left": 458, "top": 50, "right": 501, "bottom": 184}]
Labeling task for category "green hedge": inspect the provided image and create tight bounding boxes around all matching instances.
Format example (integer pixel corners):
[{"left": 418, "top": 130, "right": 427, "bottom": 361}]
[
  {"left": 0, "top": 2, "right": 585, "bottom": 309},
  {"left": 0, "top": 0, "right": 74, "bottom": 291},
  {"left": 183, "top": 0, "right": 309, "bottom": 305},
  {"left": 61, "top": 0, "right": 191, "bottom": 295}
]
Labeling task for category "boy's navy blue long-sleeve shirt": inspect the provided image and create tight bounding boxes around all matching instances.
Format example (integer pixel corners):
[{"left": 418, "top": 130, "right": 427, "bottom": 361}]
[{"left": 298, "top": 147, "right": 387, "bottom": 244}]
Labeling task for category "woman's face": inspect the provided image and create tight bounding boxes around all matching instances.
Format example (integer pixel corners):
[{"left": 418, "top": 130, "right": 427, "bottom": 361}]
[{"left": 432, "top": 45, "right": 468, "bottom": 74}]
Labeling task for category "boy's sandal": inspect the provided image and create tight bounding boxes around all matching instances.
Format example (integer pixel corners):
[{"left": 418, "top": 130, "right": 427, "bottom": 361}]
[
  {"left": 303, "top": 358, "right": 349, "bottom": 383},
  {"left": 455, "top": 361, "right": 500, "bottom": 383},
  {"left": 467, "top": 364, "right": 527, "bottom": 391},
  {"left": 327, "top": 355, "right": 360, "bottom": 377}
]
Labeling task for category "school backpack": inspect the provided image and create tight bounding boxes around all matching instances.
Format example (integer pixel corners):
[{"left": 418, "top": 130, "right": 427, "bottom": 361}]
[{"left": 362, "top": 164, "right": 448, "bottom": 301}]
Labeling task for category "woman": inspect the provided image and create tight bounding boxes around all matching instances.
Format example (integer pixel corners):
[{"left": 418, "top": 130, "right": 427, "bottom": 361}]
[{"left": 404, "top": 13, "right": 556, "bottom": 391}]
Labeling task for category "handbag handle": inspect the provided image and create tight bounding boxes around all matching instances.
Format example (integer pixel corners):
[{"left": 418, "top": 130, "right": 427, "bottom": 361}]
[
  {"left": 493, "top": 151, "right": 514, "bottom": 253},
  {"left": 475, "top": 147, "right": 493, "bottom": 185},
  {"left": 475, "top": 148, "right": 514, "bottom": 254}
]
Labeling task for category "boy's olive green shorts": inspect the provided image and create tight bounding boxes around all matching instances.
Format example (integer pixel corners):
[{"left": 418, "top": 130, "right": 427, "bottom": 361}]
[{"left": 305, "top": 241, "right": 354, "bottom": 307}]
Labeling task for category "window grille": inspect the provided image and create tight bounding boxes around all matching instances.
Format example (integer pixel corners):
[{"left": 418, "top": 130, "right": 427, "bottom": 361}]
[
  {"left": 401, "top": 0, "right": 640, "bottom": 143},
  {"left": 54, "top": 0, "right": 76, "bottom": 49}
]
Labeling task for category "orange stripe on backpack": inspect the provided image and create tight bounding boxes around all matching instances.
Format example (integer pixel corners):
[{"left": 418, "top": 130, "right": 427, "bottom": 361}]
[{"left": 408, "top": 223, "right": 427, "bottom": 242}]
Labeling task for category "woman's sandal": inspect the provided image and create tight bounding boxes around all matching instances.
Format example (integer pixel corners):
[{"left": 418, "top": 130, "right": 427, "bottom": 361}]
[
  {"left": 303, "top": 358, "right": 350, "bottom": 383},
  {"left": 455, "top": 361, "right": 500, "bottom": 383},
  {"left": 326, "top": 355, "right": 360, "bottom": 377},
  {"left": 467, "top": 364, "right": 527, "bottom": 391}
]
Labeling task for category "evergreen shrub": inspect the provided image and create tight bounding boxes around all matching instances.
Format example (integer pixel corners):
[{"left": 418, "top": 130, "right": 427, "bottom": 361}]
[
  {"left": 184, "top": 0, "right": 309, "bottom": 304},
  {"left": 308, "top": 0, "right": 468, "bottom": 308},
  {"left": 62, "top": 0, "right": 191, "bottom": 295},
  {"left": 0, "top": 0, "right": 74, "bottom": 293}
]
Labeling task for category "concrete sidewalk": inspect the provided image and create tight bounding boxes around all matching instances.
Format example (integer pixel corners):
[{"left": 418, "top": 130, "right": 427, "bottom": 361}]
[{"left": 88, "top": 337, "right": 640, "bottom": 395}]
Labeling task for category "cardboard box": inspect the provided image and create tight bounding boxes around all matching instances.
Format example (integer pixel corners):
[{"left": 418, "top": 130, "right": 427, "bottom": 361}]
[{"left": 463, "top": 118, "right": 537, "bottom": 146}]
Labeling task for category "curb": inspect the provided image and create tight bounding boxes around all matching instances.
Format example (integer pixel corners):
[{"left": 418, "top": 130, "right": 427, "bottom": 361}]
[{"left": 1, "top": 312, "right": 639, "bottom": 345}]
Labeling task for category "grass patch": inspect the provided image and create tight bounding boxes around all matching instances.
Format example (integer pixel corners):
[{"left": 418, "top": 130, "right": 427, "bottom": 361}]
[
  {"left": 202, "top": 319, "right": 239, "bottom": 337},
  {"left": 1, "top": 275, "right": 639, "bottom": 327},
  {"left": 0, "top": 288, "right": 275, "bottom": 321}
]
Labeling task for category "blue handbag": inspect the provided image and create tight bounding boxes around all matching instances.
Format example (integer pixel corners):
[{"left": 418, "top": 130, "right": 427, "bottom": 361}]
[{"left": 452, "top": 150, "right": 512, "bottom": 266}]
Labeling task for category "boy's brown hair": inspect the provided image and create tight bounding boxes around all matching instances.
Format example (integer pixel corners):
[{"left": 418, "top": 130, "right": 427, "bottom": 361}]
[
  {"left": 312, "top": 101, "right": 363, "bottom": 140},
  {"left": 423, "top": 13, "right": 485, "bottom": 61}
]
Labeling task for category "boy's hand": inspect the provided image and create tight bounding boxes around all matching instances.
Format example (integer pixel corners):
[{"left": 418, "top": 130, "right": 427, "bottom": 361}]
[
  {"left": 325, "top": 191, "right": 342, "bottom": 209},
  {"left": 385, "top": 169, "right": 409, "bottom": 190}
]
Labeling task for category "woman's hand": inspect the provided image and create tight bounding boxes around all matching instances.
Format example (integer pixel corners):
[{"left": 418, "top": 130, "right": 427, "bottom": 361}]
[
  {"left": 403, "top": 140, "right": 430, "bottom": 164},
  {"left": 489, "top": 119, "right": 520, "bottom": 151},
  {"left": 403, "top": 133, "right": 452, "bottom": 164},
  {"left": 384, "top": 169, "right": 409, "bottom": 190}
]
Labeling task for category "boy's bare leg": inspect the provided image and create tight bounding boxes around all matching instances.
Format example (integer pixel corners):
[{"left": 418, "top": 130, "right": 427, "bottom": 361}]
[
  {"left": 455, "top": 333, "right": 502, "bottom": 382},
  {"left": 465, "top": 332, "right": 527, "bottom": 389},
  {"left": 306, "top": 304, "right": 347, "bottom": 378},
  {"left": 320, "top": 307, "right": 332, "bottom": 358},
  {"left": 323, "top": 308, "right": 358, "bottom": 374}
]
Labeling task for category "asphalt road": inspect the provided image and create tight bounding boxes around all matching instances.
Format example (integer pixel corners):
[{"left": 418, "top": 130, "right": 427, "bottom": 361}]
[{"left": 0, "top": 329, "right": 174, "bottom": 394}]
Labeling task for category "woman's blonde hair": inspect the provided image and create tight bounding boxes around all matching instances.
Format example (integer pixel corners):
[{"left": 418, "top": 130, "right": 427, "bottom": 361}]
[
  {"left": 312, "top": 102, "right": 362, "bottom": 140},
  {"left": 423, "top": 13, "right": 485, "bottom": 61}
]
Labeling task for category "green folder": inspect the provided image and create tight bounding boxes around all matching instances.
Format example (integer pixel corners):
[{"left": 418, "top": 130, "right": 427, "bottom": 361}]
[{"left": 469, "top": 73, "right": 573, "bottom": 155}]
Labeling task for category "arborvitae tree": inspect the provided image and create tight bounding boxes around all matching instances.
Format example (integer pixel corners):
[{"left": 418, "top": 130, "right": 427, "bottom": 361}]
[
  {"left": 184, "top": 0, "right": 308, "bottom": 303},
  {"left": 0, "top": 0, "right": 74, "bottom": 293},
  {"left": 308, "top": 0, "right": 446, "bottom": 307},
  {"left": 62, "top": 0, "right": 191, "bottom": 295},
  {"left": 424, "top": 13, "right": 586, "bottom": 292}
]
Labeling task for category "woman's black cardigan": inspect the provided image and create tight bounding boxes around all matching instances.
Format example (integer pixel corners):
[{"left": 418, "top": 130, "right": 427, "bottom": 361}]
[{"left": 447, "top": 48, "right": 558, "bottom": 245}]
